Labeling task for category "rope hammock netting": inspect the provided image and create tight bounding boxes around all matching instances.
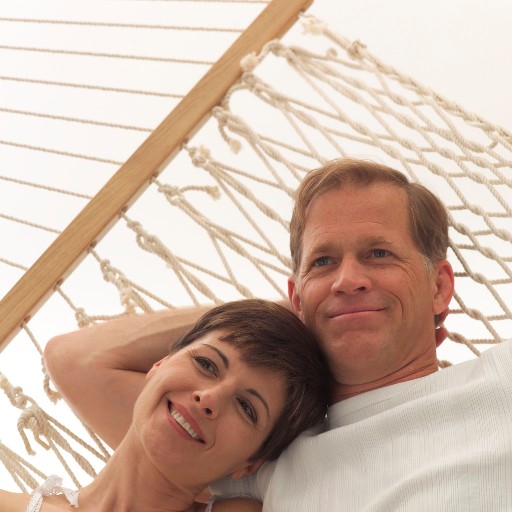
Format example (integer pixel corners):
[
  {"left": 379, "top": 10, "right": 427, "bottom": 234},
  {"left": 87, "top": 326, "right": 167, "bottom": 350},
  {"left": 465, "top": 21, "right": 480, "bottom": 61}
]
[{"left": 0, "top": 0, "right": 511, "bottom": 492}]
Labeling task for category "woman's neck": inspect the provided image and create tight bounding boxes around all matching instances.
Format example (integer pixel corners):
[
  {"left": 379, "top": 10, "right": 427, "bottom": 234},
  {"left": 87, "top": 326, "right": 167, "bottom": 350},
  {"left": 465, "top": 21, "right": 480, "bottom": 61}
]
[{"left": 77, "top": 434, "right": 204, "bottom": 512}]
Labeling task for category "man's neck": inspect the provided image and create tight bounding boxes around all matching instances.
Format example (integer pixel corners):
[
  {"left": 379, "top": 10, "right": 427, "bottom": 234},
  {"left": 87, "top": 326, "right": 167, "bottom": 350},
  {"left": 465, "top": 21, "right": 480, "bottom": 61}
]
[{"left": 329, "top": 364, "right": 438, "bottom": 404}]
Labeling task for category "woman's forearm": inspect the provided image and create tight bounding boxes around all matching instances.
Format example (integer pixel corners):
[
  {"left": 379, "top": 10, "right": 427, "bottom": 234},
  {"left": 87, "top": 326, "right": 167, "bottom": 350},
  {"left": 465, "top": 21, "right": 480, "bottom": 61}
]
[{"left": 44, "top": 305, "right": 212, "bottom": 448}]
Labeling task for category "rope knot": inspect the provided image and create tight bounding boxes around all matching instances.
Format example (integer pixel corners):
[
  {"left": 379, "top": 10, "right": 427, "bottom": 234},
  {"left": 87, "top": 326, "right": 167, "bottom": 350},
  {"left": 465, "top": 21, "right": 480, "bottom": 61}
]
[
  {"left": 0, "top": 374, "right": 30, "bottom": 409},
  {"left": 240, "top": 52, "right": 260, "bottom": 72},
  {"left": 18, "top": 405, "right": 51, "bottom": 454},
  {"left": 75, "top": 307, "right": 92, "bottom": 328},
  {"left": 301, "top": 15, "right": 325, "bottom": 35},
  {"left": 119, "top": 284, "right": 137, "bottom": 313},
  {"left": 100, "top": 259, "right": 115, "bottom": 281},
  {"left": 18, "top": 406, "right": 47, "bottom": 437},
  {"left": 240, "top": 72, "right": 258, "bottom": 90},
  {"left": 154, "top": 183, "right": 182, "bottom": 206},
  {"left": 269, "top": 42, "right": 293, "bottom": 62},
  {"left": 347, "top": 40, "right": 367, "bottom": 59},
  {"left": 125, "top": 218, "right": 140, "bottom": 232},
  {"left": 189, "top": 145, "right": 211, "bottom": 167},
  {"left": 326, "top": 47, "right": 338, "bottom": 59},
  {"left": 157, "top": 183, "right": 180, "bottom": 197},
  {"left": 228, "top": 138, "right": 242, "bottom": 153},
  {"left": 212, "top": 105, "right": 227, "bottom": 121},
  {"left": 205, "top": 186, "right": 221, "bottom": 200},
  {"left": 212, "top": 106, "right": 243, "bottom": 153}
]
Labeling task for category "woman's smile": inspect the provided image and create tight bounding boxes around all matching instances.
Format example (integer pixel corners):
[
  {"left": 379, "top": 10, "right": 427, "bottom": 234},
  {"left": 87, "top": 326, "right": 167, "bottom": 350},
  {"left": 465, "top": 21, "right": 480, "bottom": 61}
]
[{"left": 166, "top": 400, "right": 205, "bottom": 443}]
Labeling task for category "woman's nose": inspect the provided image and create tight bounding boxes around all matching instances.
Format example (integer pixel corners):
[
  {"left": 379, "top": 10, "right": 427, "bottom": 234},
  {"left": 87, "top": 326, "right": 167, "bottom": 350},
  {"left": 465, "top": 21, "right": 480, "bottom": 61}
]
[{"left": 193, "top": 389, "right": 222, "bottom": 418}]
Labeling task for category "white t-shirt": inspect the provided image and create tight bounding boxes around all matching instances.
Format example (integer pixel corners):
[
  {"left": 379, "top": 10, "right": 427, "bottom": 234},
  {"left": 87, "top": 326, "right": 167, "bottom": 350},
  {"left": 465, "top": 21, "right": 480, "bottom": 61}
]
[{"left": 212, "top": 339, "right": 512, "bottom": 511}]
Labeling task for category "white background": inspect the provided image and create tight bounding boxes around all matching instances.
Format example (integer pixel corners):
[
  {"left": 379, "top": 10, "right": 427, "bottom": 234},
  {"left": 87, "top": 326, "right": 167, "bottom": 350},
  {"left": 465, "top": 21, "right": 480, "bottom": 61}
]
[{"left": 0, "top": 0, "right": 511, "bottom": 491}]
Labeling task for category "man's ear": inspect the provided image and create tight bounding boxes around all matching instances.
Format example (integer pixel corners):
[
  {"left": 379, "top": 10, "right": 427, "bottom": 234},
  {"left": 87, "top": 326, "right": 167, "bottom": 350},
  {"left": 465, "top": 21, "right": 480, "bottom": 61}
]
[
  {"left": 288, "top": 275, "right": 303, "bottom": 320},
  {"left": 432, "top": 259, "right": 454, "bottom": 318},
  {"left": 230, "top": 459, "right": 266, "bottom": 480}
]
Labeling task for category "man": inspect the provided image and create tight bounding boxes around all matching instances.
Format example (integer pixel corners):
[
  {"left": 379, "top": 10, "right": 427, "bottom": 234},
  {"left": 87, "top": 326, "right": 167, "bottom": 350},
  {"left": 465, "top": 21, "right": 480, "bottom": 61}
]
[{"left": 45, "top": 159, "right": 512, "bottom": 510}]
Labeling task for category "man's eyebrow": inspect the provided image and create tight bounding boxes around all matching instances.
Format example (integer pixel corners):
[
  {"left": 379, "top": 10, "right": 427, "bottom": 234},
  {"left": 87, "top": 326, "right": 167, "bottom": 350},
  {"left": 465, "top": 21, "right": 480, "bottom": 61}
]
[
  {"left": 201, "top": 343, "right": 229, "bottom": 369},
  {"left": 247, "top": 388, "right": 270, "bottom": 420},
  {"left": 366, "top": 235, "right": 392, "bottom": 246},
  {"left": 306, "top": 241, "right": 332, "bottom": 256}
]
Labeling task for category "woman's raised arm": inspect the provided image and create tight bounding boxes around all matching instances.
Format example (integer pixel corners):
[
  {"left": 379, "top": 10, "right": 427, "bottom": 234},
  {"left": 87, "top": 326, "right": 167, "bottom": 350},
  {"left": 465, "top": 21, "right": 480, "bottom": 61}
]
[{"left": 44, "top": 305, "right": 211, "bottom": 448}]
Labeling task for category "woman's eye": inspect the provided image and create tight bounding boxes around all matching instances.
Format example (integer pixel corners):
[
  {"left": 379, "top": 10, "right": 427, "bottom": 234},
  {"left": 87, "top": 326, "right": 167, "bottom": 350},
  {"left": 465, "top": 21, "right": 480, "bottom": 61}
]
[
  {"left": 239, "top": 399, "right": 257, "bottom": 423},
  {"left": 195, "top": 357, "right": 218, "bottom": 375}
]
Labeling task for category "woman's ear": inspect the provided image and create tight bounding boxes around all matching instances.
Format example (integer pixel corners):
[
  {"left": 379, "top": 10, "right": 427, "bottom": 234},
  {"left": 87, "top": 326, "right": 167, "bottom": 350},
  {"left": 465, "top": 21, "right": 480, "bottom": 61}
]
[
  {"left": 146, "top": 356, "right": 169, "bottom": 380},
  {"left": 230, "top": 459, "right": 266, "bottom": 480}
]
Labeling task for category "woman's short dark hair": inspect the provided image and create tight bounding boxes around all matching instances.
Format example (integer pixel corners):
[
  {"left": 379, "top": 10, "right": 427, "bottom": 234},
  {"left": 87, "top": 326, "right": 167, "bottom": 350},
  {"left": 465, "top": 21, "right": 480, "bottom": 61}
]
[{"left": 171, "top": 299, "right": 329, "bottom": 462}]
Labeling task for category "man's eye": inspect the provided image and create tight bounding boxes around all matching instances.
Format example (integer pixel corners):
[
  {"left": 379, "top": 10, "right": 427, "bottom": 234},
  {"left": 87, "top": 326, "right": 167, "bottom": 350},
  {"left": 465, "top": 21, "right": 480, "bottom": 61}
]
[
  {"left": 195, "top": 357, "right": 218, "bottom": 375},
  {"left": 313, "top": 256, "right": 331, "bottom": 267},
  {"left": 371, "top": 249, "right": 389, "bottom": 258},
  {"left": 238, "top": 399, "right": 257, "bottom": 423}
]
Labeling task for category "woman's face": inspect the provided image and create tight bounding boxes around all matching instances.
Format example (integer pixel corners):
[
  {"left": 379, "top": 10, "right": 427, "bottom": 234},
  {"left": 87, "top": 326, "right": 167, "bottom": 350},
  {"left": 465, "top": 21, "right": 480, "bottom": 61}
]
[{"left": 133, "top": 330, "right": 286, "bottom": 486}]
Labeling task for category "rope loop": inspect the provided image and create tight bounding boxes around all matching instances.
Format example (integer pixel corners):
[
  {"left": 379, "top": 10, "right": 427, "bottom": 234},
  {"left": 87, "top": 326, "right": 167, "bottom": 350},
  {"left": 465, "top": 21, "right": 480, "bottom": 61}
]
[
  {"left": 300, "top": 15, "right": 326, "bottom": 36},
  {"left": 240, "top": 51, "right": 260, "bottom": 72},
  {"left": 188, "top": 145, "right": 212, "bottom": 167},
  {"left": 18, "top": 406, "right": 47, "bottom": 439},
  {"left": 0, "top": 374, "right": 31, "bottom": 409},
  {"left": 269, "top": 42, "right": 295, "bottom": 63},
  {"left": 212, "top": 108, "right": 243, "bottom": 153},
  {"left": 347, "top": 39, "right": 367, "bottom": 59},
  {"left": 17, "top": 405, "right": 51, "bottom": 454},
  {"left": 156, "top": 182, "right": 180, "bottom": 197},
  {"left": 240, "top": 72, "right": 265, "bottom": 96},
  {"left": 74, "top": 308, "right": 93, "bottom": 328}
]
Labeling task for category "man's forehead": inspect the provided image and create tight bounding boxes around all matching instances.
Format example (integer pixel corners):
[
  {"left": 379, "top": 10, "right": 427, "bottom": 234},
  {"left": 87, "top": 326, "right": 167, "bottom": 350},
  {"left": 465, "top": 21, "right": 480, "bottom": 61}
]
[
  {"left": 302, "top": 187, "right": 412, "bottom": 248},
  {"left": 306, "top": 186, "right": 407, "bottom": 224},
  {"left": 306, "top": 182, "right": 406, "bottom": 212}
]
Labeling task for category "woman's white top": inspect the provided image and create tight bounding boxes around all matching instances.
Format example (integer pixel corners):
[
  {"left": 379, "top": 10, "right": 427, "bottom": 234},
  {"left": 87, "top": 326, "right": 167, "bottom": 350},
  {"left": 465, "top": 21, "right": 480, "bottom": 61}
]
[
  {"left": 27, "top": 475, "right": 218, "bottom": 511},
  {"left": 26, "top": 475, "right": 79, "bottom": 511}
]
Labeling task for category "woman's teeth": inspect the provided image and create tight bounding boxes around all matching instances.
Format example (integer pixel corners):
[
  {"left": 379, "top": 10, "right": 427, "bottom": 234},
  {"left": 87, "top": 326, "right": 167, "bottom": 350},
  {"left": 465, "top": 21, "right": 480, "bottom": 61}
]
[{"left": 168, "top": 403, "right": 203, "bottom": 442}]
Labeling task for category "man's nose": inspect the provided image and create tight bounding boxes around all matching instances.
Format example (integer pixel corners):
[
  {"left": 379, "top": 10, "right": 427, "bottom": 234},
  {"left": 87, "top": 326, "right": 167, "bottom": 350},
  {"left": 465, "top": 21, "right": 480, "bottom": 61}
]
[{"left": 331, "top": 256, "right": 370, "bottom": 294}]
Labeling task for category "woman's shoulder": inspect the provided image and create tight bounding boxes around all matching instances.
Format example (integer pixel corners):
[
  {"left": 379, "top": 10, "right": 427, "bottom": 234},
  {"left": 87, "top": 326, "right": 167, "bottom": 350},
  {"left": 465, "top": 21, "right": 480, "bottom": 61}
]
[
  {"left": 0, "top": 489, "right": 66, "bottom": 512},
  {"left": 0, "top": 489, "right": 30, "bottom": 511}
]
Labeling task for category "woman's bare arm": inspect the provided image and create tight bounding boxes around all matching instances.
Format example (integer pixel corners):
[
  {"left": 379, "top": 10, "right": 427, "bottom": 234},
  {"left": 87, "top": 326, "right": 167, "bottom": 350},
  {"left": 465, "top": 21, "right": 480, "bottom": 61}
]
[{"left": 44, "top": 306, "right": 212, "bottom": 448}]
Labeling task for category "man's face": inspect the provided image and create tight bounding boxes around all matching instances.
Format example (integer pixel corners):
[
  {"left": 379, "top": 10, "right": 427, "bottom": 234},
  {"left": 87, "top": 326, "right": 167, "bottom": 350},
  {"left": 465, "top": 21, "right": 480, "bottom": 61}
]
[{"left": 288, "top": 183, "right": 453, "bottom": 390}]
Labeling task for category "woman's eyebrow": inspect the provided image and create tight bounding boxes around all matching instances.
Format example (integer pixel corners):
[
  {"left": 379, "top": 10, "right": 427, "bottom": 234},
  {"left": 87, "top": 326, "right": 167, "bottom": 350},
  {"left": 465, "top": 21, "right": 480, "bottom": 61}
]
[
  {"left": 201, "top": 343, "right": 229, "bottom": 368},
  {"left": 248, "top": 388, "right": 270, "bottom": 420}
]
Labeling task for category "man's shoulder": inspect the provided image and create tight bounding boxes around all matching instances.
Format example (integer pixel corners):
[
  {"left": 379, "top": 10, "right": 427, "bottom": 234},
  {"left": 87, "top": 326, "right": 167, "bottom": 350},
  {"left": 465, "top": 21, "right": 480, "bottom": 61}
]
[{"left": 449, "top": 338, "right": 512, "bottom": 372}]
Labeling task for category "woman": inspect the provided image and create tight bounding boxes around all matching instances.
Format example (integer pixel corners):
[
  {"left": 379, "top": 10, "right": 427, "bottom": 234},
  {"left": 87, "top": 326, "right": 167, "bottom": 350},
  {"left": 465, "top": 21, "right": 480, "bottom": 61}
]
[{"left": 0, "top": 299, "right": 329, "bottom": 511}]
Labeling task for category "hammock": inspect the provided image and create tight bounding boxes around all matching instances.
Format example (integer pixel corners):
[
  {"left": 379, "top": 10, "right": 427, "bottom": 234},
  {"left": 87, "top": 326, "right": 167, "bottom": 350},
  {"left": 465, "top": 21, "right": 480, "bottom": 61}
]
[{"left": 0, "top": 0, "right": 511, "bottom": 492}]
